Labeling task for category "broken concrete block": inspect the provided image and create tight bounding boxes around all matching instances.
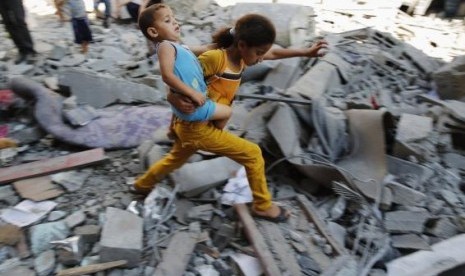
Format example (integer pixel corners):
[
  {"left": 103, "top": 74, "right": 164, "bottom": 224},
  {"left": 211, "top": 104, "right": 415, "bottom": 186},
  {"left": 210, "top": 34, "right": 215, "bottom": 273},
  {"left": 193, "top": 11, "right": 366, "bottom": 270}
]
[
  {"left": 426, "top": 218, "right": 458, "bottom": 239},
  {"left": 0, "top": 224, "right": 22, "bottom": 246},
  {"left": 286, "top": 60, "right": 340, "bottom": 100},
  {"left": 267, "top": 103, "right": 303, "bottom": 157},
  {"left": 387, "top": 234, "right": 465, "bottom": 276},
  {"left": 65, "top": 211, "right": 86, "bottom": 229},
  {"left": 433, "top": 55, "right": 465, "bottom": 101},
  {"left": 386, "top": 181, "right": 426, "bottom": 206},
  {"left": 396, "top": 114, "right": 433, "bottom": 143},
  {"left": 187, "top": 204, "right": 215, "bottom": 223},
  {"left": 385, "top": 210, "right": 429, "bottom": 234},
  {"left": 58, "top": 69, "right": 163, "bottom": 108},
  {"left": 391, "top": 234, "right": 430, "bottom": 251},
  {"left": 34, "top": 250, "right": 55, "bottom": 276},
  {"left": 262, "top": 57, "right": 301, "bottom": 91},
  {"left": 172, "top": 157, "right": 241, "bottom": 197},
  {"left": 100, "top": 207, "right": 143, "bottom": 268},
  {"left": 154, "top": 223, "right": 201, "bottom": 276},
  {"left": 74, "top": 225, "right": 101, "bottom": 244},
  {"left": 30, "top": 221, "right": 70, "bottom": 255},
  {"left": 230, "top": 3, "right": 314, "bottom": 47},
  {"left": 213, "top": 223, "right": 235, "bottom": 251}
]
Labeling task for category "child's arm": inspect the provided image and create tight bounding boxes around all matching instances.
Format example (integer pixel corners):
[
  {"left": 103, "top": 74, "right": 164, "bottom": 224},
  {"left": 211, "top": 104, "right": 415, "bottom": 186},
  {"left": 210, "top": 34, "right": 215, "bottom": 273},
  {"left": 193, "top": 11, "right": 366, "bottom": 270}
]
[
  {"left": 189, "top": 43, "right": 218, "bottom": 56},
  {"left": 264, "top": 40, "right": 328, "bottom": 60},
  {"left": 158, "top": 42, "right": 206, "bottom": 107}
]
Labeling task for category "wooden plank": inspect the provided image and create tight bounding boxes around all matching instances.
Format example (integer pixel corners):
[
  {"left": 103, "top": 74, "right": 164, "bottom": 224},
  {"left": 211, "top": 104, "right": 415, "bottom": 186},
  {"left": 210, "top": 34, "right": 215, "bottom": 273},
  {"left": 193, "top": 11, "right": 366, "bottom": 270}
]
[
  {"left": 296, "top": 194, "right": 347, "bottom": 256},
  {"left": 154, "top": 230, "right": 199, "bottom": 276},
  {"left": 234, "top": 204, "right": 281, "bottom": 276},
  {"left": 258, "top": 220, "right": 302, "bottom": 275},
  {"left": 0, "top": 148, "right": 106, "bottom": 184},
  {"left": 56, "top": 260, "right": 127, "bottom": 276}
]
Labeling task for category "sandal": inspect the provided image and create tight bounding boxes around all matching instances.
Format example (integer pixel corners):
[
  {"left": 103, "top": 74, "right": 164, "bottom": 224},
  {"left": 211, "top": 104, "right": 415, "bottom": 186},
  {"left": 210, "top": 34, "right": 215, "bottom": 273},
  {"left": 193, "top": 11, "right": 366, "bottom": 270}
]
[{"left": 253, "top": 206, "right": 289, "bottom": 223}]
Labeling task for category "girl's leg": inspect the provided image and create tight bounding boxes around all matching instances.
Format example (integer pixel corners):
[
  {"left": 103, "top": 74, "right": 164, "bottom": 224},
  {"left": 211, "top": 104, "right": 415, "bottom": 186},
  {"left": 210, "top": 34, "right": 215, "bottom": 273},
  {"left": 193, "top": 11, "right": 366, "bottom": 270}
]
[
  {"left": 134, "top": 138, "right": 197, "bottom": 193},
  {"left": 177, "top": 122, "right": 271, "bottom": 211},
  {"left": 209, "top": 103, "right": 232, "bottom": 129}
]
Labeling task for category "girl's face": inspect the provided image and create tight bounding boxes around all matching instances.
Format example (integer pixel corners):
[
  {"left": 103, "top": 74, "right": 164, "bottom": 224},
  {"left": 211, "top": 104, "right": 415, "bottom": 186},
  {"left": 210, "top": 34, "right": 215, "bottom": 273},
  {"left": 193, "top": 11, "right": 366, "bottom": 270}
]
[{"left": 238, "top": 41, "right": 272, "bottom": 66}]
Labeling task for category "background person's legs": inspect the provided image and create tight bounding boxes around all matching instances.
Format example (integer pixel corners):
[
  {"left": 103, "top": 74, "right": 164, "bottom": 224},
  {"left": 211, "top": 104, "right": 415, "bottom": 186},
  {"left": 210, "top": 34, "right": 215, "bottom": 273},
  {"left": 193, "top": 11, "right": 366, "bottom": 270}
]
[{"left": 0, "top": 0, "right": 35, "bottom": 64}]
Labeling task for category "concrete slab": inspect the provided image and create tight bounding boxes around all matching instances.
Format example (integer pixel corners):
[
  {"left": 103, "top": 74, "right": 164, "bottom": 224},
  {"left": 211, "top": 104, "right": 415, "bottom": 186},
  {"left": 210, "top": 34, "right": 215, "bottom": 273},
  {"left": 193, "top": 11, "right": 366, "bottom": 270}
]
[
  {"left": 384, "top": 210, "right": 429, "bottom": 234},
  {"left": 58, "top": 69, "right": 163, "bottom": 108},
  {"left": 100, "top": 207, "right": 143, "bottom": 268},
  {"left": 396, "top": 114, "right": 433, "bottom": 143},
  {"left": 387, "top": 234, "right": 465, "bottom": 276},
  {"left": 172, "top": 157, "right": 241, "bottom": 197}
]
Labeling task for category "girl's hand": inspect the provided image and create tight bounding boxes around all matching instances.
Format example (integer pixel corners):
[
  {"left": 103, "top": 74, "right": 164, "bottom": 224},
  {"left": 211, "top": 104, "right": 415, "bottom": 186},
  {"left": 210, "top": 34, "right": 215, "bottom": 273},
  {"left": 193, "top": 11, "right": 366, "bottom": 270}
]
[
  {"left": 167, "top": 91, "right": 196, "bottom": 114},
  {"left": 190, "top": 92, "right": 206, "bottom": 107},
  {"left": 305, "top": 40, "right": 328, "bottom": 57}
]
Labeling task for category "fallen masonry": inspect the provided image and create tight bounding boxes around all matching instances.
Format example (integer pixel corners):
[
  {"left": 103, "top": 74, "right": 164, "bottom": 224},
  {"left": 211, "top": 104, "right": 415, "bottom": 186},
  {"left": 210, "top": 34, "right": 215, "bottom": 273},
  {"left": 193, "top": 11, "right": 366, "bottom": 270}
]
[{"left": 0, "top": 0, "right": 465, "bottom": 275}]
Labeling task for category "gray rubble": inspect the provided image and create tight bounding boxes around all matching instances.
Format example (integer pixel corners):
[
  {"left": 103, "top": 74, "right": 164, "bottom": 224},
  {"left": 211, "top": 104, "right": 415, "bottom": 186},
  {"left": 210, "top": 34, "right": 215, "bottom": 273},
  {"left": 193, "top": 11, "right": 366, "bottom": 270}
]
[{"left": 0, "top": 0, "right": 464, "bottom": 275}]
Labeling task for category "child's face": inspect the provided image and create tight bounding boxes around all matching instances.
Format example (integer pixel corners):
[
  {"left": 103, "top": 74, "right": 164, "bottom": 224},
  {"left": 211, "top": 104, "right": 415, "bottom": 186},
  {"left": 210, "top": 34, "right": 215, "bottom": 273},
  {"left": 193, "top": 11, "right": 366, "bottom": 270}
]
[
  {"left": 148, "top": 7, "right": 180, "bottom": 42},
  {"left": 238, "top": 42, "right": 273, "bottom": 66}
]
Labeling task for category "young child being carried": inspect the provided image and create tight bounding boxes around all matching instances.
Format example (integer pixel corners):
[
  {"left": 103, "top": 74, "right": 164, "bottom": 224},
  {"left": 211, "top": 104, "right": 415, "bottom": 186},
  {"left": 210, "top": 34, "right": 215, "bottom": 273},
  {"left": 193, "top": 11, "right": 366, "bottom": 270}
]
[
  {"left": 137, "top": 3, "right": 327, "bottom": 222},
  {"left": 139, "top": 3, "right": 231, "bottom": 131}
]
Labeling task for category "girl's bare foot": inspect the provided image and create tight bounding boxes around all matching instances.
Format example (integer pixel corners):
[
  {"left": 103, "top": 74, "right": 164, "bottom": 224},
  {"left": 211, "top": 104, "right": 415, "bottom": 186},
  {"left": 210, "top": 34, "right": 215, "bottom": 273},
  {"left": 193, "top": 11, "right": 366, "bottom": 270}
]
[{"left": 252, "top": 203, "right": 290, "bottom": 223}]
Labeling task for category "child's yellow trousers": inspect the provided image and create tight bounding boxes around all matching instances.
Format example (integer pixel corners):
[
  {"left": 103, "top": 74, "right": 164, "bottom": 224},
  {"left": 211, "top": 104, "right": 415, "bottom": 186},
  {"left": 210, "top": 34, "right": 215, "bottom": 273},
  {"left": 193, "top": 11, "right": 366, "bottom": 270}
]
[{"left": 134, "top": 119, "right": 272, "bottom": 211}]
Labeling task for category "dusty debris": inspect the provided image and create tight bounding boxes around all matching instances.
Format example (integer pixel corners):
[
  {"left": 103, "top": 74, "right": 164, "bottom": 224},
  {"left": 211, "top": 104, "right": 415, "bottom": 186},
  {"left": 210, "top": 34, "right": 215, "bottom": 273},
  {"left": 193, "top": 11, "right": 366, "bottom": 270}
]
[{"left": 0, "top": 0, "right": 464, "bottom": 275}]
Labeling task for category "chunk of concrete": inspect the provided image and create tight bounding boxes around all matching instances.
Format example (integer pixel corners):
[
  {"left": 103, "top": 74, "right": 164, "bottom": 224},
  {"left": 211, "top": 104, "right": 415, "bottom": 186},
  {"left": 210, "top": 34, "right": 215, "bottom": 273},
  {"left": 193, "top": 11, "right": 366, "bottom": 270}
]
[
  {"left": 100, "top": 207, "right": 143, "bottom": 268},
  {"left": 426, "top": 218, "right": 458, "bottom": 239},
  {"left": 433, "top": 55, "right": 465, "bottom": 101},
  {"left": 387, "top": 234, "right": 465, "bottom": 276},
  {"left": 286, "top": 60, "right": 340, "bottom": 100},
  {"left": 172, "top": 157, "right": 241, "bottom": 197},
  {"left": 58, "top": 69, "right": 163, "bottom": 108},
  {"left": 391, "top": 234, "right": 430, "bottom": 250},
  {"left": 396, "top": 114, "right": 433, "bottom": 143},
  {"left": 384, "top": 210, "right": 429, "bottom": 234},
  {"left": 386, "top": 181, "right": 426, "bottom": 206},
  {"left": 30, "top": 221, "right": 70, "bottom": 255},
  {"left": 262, "top": 57, "right": 301, "bottom": 91}
]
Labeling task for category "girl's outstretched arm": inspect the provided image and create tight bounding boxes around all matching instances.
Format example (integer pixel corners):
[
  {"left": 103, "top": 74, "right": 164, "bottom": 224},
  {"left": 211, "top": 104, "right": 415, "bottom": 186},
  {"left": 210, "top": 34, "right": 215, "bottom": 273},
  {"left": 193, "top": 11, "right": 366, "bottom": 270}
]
[{"left": 264, "top": 40, "right": 328, "bottom": 60}]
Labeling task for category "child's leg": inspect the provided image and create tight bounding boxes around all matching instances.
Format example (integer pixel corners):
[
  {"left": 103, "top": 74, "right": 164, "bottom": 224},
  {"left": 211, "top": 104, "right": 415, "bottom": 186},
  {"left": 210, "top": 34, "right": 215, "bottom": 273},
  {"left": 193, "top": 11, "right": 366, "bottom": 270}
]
[{"left": 209, "top": 103, "right": 232, "bottom": 129}]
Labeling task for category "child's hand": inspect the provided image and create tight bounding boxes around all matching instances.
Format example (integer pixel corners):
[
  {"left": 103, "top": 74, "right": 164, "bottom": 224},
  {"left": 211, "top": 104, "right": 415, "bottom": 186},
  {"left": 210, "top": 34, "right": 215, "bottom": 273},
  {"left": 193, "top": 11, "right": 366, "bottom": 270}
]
[
  {"left": 190, "top": 92, "right": 206, "bottom": 107},
  {"left": 305, "top": 40, "right": 328, "bottom": 57}
]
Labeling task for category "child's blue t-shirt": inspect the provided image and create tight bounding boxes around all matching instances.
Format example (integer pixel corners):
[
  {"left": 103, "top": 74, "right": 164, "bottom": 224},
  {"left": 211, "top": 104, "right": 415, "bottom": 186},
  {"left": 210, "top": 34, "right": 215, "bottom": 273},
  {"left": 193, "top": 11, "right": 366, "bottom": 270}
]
[{"left": 158, "top": 42, "right": 215, "bottom": 121}]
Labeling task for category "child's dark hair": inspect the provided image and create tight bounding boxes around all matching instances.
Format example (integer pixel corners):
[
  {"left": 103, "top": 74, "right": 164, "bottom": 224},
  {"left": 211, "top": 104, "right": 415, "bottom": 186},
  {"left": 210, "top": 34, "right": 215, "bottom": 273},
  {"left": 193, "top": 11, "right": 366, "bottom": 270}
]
[
  {"left": 212, "top": 14, "right": 276, "bottom": 48},
  {"left": 138, "top": 3, "right": 168, "bottom": 40},
  {"left": 145, "top": 0, "right": 162, "bottom": 8}
]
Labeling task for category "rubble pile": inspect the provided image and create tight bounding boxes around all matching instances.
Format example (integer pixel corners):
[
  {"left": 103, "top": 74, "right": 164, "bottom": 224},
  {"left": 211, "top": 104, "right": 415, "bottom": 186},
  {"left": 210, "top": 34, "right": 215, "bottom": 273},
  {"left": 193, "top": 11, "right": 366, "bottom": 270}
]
[{"left": 0, "top": 0, "right": 465, "bottom": 275}]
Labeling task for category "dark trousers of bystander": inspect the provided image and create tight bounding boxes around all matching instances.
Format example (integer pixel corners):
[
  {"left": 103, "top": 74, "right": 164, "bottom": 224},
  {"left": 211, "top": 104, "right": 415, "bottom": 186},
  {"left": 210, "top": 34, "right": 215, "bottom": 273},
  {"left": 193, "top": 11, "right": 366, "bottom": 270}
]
[{"left": 0, "top": 0, "right": 35, "bottom": 58}]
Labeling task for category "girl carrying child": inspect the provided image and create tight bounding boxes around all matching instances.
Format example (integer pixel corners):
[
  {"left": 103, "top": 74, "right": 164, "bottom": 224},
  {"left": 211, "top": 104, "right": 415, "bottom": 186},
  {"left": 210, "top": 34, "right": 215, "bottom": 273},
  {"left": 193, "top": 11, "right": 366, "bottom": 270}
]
[{"left": 136, "top": 3, "right": 327, "bottom": 222}]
